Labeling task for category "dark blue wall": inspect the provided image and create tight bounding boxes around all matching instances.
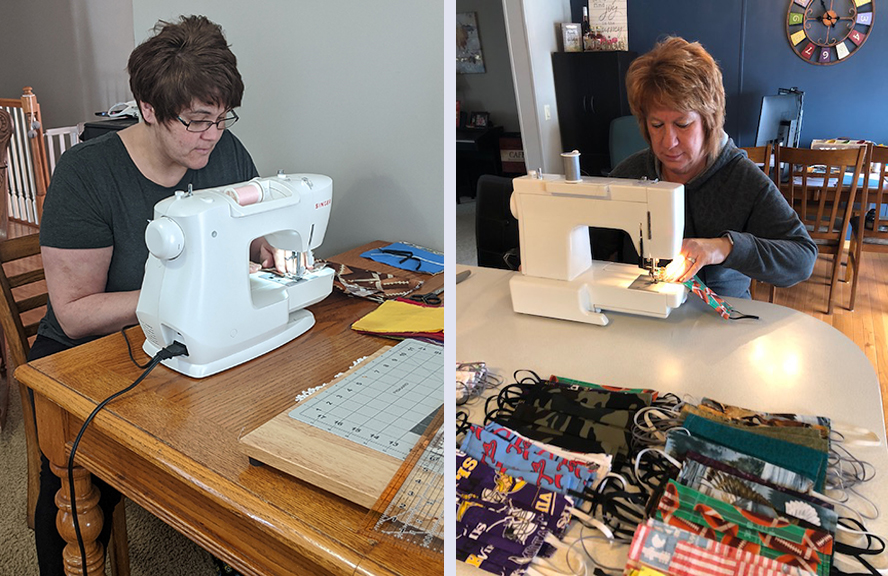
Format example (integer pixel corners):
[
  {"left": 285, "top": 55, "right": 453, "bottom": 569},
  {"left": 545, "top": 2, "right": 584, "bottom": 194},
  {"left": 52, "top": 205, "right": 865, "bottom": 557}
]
[{"left": 572, "top": 0, "right": 888, "bottom": 146}]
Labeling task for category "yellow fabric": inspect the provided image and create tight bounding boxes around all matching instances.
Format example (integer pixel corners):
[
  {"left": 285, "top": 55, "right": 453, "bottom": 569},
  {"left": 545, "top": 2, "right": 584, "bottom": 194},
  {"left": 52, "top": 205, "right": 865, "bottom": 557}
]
[{"left": 351, "top": 300, "right": 444, "bottom": 334}]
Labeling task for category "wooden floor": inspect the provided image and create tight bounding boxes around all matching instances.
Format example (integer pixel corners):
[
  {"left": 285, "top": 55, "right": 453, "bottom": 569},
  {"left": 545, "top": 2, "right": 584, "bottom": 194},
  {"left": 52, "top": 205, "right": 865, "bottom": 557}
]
[{"left": 752, "top": 249, "right": 888, "bottom": 435}]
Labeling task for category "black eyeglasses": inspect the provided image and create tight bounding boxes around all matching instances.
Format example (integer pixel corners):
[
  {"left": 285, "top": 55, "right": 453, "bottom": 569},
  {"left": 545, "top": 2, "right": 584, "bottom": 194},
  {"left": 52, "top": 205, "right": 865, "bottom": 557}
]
[{"left": 176, "top": 111, "right": 239, "bottom": 133}]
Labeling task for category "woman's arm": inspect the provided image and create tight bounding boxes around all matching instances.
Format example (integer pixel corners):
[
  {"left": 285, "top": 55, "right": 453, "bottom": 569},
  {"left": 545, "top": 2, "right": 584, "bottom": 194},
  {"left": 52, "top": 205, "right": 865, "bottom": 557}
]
[{"left": 42, "top": 246, "right": 140, "bottom": 340}]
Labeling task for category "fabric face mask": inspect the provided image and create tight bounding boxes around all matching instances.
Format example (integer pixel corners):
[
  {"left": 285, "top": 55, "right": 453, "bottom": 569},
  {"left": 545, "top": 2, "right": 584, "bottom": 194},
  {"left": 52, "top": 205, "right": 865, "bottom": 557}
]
[
  {"left": 524, "top": 381, "right": 652, "bottom": 412},
  {"left": 698, "top": 397, "right": 830, "bottom": 434},
  {"left": 678, "top": 457, "right": 837, "bottom": 533},
  {"left": 456, "top": 450, "right": 572, "bottom": 538},
  {"left": 493, "top": 408, "right": 631, "bottom": 459},
  {"left": 457, "top": 533, "right": 538, "bottom": 576},
  {"left": 456, "top": 495, "right": 550, "bottom": 558},
  {"left": 459, "top": 425, "right": 597, "bottom": 495},
  {"left": 681, "top": 413, "right": 829, "bottom": 491},
  {"left": 665, "top": 430, "right": 816, "bottom": 494},
  {"left": 680, "top": 404, "right": 830, "bottom": 452},
  {"left": 483, "top": 422, "right": 612, "bottom": 474},
  {"left": 626, "top": 517, "right": 817, "bottom": 576},
  {"left": 657, "top": 480, "right": 833, "bottom": 575},
  {"left": 546, "top": 374, "right": 660, "bottom": 400}
]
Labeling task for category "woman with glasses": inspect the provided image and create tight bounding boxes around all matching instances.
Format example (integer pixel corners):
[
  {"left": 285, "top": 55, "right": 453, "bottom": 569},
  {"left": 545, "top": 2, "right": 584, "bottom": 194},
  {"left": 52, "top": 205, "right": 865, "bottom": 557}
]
[{"left": 30, "top": 15, "right": 271, "bottom": 576}]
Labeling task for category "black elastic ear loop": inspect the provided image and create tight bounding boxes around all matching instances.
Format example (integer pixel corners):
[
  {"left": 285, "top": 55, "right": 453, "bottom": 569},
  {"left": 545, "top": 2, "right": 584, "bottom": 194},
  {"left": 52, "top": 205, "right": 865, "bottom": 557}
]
[
  {"left": 728, "top": 310, "right": 760, "bottom": 320},
  {"left": 635, "top": 450, "right": 681, "bottom": 494},
  {"left": 496, "top": 381, "right": 532, "bottom": 409},
  {"left": 513, "top": 368, "right": 544, "bottom": 385},
  {"left": 483, "top": 395, "right": 516, "bottom": 426},
  {"left": 831, "top": 517, "right": 885, "bottom": 576},
  {"left": 456, "top": 410, "right": 471, "bottom": 438}
]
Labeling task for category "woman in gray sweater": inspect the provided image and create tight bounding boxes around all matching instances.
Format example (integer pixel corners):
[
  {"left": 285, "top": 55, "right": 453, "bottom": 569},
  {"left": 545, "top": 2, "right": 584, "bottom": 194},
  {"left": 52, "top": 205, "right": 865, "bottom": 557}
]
[{"left": 606, "top": 37, "right": 816, "bottom": 298}]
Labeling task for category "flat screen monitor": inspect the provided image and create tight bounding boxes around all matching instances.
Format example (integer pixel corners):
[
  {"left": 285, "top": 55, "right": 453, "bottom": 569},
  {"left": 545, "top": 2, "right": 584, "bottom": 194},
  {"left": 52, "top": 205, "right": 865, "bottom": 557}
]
[{"left": 754, "top": 93, "right": 803, "bottom": 148}]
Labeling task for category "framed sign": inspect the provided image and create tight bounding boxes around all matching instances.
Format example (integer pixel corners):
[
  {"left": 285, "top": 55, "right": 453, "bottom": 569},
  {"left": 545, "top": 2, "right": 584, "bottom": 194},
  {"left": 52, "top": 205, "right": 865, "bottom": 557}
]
[{"left": 588, "top": 0, "right": 629, "bottom": 51}]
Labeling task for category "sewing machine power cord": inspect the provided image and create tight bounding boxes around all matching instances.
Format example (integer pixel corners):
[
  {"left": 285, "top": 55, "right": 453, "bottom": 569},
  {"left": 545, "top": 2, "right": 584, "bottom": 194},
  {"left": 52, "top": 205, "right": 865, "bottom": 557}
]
[{"left": 67, "top": 339, "right": 188, "bottom": 575}]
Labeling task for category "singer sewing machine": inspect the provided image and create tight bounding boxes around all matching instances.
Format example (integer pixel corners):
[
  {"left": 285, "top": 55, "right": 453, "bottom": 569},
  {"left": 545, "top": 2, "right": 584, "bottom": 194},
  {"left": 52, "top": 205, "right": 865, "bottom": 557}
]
[
  {"left": 509, "top": 171, "right": 688, "bottom": 326},
  {"left": 136, "top": 173, "right": 335, "bottom": 377}
]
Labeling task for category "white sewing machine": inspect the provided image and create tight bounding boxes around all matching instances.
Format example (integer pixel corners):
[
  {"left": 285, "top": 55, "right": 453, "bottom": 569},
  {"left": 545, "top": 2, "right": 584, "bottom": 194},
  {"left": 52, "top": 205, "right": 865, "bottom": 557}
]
[
  {"left": 509, "top": 171, "right": 688, "bottom": 326},
  {"left": 136, "top": 173, "right": 335, "bottom": 378}
]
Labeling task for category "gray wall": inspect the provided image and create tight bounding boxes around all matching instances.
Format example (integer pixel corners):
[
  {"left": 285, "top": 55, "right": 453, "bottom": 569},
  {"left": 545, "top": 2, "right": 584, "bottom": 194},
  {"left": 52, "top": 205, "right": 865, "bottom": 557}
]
[
  {"left": 0, "top": 0, "right": 134, "bottom": 129},
  {"left": 455, "top": 0, "right": 519, "bottom": 133},
  {"left": 131, "top": 2, "right": 444, "bottom": 257}
]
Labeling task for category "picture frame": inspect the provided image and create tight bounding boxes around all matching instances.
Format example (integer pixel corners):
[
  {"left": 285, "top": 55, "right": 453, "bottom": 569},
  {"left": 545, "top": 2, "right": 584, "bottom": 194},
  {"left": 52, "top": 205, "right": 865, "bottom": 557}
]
[
  {"left": 457, "top": 12, "right": 486, "bottom": 74},
  {"left": 469, "top": 112, "right": 489, "bottom": 128},
  {"left": 561, "top": 23, "right": 582, "bottom": 52}
]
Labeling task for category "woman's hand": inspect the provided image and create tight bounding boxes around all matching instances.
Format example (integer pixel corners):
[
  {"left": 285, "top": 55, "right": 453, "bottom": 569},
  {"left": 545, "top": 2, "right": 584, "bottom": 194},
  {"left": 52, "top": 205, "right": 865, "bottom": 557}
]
[
  {"left": 249, "top": 237, "right": 303, "bottom": 275},
  {"left": 662, "top": 236, "right": 733, "bottom": 283}
]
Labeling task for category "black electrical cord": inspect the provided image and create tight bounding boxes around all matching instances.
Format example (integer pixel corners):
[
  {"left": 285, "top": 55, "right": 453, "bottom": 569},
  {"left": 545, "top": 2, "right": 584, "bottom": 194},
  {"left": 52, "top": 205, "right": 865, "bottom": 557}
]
[
  {"left": 68, "top": 340, "right": 188, "bottom": 574},
  {"left": 120, "top": 324, "right": 150, "bottom": 369}
]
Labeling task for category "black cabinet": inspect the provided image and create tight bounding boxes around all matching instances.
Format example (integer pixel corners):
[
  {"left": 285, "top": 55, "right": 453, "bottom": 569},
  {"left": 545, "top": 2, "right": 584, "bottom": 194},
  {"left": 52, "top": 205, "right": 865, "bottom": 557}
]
[{"left": 552, "top": 51, "right": 636, "bottom": 177}]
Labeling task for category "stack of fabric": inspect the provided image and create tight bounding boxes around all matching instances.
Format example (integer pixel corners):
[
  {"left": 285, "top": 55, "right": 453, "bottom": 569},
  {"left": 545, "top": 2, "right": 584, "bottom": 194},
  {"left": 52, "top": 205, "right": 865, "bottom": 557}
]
[
  {"left": 625, "top": 398, "right": 838, "bottom": 575},
  {"left": 350, "top": 298, "right": 443, "bottom": 342}
]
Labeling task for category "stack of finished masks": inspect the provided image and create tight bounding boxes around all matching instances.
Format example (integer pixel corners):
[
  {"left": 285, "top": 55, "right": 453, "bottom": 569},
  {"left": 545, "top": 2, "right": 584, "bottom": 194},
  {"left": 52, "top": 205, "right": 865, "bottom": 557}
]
[
  {"left": 625, "top": 397, "right": 862, "bottom": 576},
  {"left": 456, "top": 422, "right": 610, "bottom": 576}
]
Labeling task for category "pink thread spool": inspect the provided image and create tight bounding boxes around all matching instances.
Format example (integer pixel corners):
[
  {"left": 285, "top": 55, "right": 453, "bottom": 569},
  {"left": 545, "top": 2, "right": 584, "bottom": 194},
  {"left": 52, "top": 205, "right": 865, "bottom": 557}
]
[{"left": 224, "top": 182, "right": 264, "bottom": 206}]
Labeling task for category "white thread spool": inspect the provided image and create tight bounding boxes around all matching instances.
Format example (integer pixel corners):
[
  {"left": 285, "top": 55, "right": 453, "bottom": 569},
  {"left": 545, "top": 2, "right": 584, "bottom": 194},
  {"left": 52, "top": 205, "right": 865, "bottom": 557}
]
[{"left": 224, "top": 182, "right": 264, "bottom": 206}]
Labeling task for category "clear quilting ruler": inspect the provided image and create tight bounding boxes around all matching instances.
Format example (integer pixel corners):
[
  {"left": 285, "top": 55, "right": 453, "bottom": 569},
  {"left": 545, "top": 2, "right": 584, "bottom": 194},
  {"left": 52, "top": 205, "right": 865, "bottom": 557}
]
[
  {"left": 287, "top": 338, "right": 443, "bottom": 460},
  {"left": 362, "top": 407, "right": 444, "bottom": 557}
]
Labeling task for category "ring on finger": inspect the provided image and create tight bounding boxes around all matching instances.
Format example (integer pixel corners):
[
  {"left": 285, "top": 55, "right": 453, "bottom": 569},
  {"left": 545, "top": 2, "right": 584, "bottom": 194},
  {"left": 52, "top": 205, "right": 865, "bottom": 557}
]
[{"left": 687, "top": 257, "right": 697, "bottom": 265}]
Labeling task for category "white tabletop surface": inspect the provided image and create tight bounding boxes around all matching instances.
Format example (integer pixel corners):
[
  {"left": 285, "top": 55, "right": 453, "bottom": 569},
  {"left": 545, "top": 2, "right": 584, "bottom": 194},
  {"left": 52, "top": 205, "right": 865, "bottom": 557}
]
[{"left": 455, "top": 265, "right": 888, "bottom": 574}]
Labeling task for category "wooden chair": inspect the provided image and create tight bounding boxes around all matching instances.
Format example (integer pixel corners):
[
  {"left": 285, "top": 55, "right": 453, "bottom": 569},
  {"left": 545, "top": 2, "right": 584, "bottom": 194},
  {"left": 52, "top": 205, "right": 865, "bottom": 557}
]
[
  {"left": 0, "top": 233, "right": 130, "bottom": 575},
  {"left": 846, "top": 144, "right": 888, "bottom": 311},
  {"left": 774, "top": 144, "right": 867, "bottom": 314},
  {"left": 740, "top": 144, "right": 777, "bottom": 302}
]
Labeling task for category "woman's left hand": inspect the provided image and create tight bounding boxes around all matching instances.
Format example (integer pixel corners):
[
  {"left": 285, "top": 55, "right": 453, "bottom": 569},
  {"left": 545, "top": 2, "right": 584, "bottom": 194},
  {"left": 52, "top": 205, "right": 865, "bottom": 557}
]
[
  {"left": 250, "top": 237, "right": 296, "bottom": 274},
  {"left": 662, "top": 236, "right": 733, "bottom": 283}
]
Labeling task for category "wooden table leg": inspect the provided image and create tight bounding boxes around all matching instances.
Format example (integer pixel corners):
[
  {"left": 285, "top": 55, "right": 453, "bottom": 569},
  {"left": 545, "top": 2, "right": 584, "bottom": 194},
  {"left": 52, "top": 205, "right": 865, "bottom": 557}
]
[
  {"left": 35, "top": 392, "right": 107, "bottom": 576},
  {"left": 52, "top": 461, "right": 106, "bottom": 576}
]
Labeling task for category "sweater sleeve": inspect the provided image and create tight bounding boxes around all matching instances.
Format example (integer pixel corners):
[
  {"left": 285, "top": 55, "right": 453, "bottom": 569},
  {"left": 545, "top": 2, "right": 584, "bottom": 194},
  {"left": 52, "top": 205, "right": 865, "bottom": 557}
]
[{"left": 719, "top": 165, "right": 816, "bottom": 288}]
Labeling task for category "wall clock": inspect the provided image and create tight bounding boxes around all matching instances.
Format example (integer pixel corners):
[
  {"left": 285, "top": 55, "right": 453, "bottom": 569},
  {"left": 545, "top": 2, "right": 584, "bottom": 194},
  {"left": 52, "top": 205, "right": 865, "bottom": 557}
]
[{"left": 786, "top": 0, "right": 875, "bottom": 65}]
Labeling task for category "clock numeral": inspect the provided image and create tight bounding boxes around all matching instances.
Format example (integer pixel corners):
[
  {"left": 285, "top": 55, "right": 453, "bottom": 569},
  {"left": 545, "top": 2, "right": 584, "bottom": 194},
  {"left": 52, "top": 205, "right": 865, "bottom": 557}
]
[
  {"left": 854, "top": 0, "right": 872, "bottom": 7},
  {"left": 819, "top": 48, "right": 831, "bottom": 63},
  {"left": 793, "top": 0, "right": 810, "bottom": 6},
  {"left": 791, "top": 30, "right": 808, "bottom": 45},
  {"left": 801, "top": 43, "right": 817, "bottom": 59},
  {"left": 836, "top": 42, "right": 851, "bottom": 60},
  {"left": 788, "top": 12, "right": 804, "bottom": 25},
  {"left": 848, "top": 30, "right": 865, "bottom": 45},
  {"left": 856, "top": 12, "right": 873, "bottom": 26}
]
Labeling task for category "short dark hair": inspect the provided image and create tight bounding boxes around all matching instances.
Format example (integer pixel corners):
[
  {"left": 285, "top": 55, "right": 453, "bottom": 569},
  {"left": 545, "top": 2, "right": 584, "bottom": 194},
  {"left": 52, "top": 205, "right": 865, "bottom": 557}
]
[
  {"left": 128, "top": 15, "right": 244, "bottom": 124},
  {"left": 626, "top": 36, "right": 726, "bottom": 161}
]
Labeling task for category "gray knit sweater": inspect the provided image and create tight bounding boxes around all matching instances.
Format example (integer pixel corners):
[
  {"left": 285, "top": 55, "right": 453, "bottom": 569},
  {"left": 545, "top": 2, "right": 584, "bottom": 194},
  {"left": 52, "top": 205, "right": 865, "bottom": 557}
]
[{"left": 608, "top": 138, "right": 816, "bottom": 298}]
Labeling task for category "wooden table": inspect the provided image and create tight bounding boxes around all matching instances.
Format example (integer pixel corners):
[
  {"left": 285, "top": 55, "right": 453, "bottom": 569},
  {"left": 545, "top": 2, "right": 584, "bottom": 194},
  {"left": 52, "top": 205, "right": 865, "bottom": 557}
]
[{"left": 16, "top": 241, "right": 444, "bottom": 576}]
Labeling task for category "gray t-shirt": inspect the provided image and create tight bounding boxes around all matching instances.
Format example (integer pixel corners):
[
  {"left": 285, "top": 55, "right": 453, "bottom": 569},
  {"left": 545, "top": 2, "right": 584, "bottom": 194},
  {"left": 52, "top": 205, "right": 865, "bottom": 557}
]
[{"left": 38, "top": 128, "right": 259, "bottom": 347}]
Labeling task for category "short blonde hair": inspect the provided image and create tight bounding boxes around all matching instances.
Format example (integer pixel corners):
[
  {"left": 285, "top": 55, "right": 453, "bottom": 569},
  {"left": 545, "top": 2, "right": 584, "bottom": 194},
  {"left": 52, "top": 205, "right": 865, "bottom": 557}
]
[{"left": 626, "top": 37, "right": 726, "bottom": 161}]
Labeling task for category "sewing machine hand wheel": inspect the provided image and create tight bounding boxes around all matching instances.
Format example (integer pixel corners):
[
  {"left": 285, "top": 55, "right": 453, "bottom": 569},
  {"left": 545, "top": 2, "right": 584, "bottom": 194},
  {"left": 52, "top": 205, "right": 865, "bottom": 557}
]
[{"left": 145, "top": 217, "right": 185, "bottom": 260}]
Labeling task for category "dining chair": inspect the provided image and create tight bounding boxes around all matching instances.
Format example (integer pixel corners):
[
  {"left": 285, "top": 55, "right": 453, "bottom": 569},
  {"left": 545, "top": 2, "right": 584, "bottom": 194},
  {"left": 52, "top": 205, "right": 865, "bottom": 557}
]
[
  {"left": 845, "top": 144, "right": 888, "bottom": 311},
  {"left": 740, "top": 144, "right": 776, "bottom": 302},
  {"left": 0, "top": 233, "right": 130, "bottom": 575},
  {"left": 773, "top": 144, "right": 867, "bottom": 314}
]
